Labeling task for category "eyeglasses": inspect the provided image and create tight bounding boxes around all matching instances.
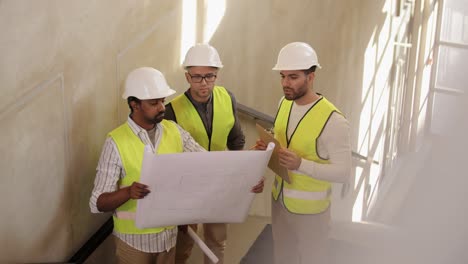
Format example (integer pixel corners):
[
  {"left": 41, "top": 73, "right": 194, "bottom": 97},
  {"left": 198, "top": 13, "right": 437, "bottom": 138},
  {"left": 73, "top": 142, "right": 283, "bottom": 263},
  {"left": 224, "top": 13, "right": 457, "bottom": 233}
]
[{"left": 187, "top": 73, "right": 217, "bottom": 83}]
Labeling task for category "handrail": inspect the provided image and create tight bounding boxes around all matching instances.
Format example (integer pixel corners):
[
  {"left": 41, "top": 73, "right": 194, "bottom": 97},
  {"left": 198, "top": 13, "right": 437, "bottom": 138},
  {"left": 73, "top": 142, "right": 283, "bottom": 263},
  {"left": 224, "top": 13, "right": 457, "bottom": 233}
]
[
  {"left": 237, "top": 102, "right": 379, "bottom": 165},
  {"left": 67, "top": 217, "right": 113, "bottom": 264},
  {"left": 237, "top": 103, "right": 275, "bottom": 124}
]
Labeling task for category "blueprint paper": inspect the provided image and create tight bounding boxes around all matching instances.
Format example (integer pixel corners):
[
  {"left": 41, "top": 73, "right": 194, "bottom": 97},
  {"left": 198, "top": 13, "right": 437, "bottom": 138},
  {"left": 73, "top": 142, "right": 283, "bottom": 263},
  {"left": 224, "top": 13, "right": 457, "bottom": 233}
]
[{"left": 135, "top": 143, "right": 274, "bottom": 229}]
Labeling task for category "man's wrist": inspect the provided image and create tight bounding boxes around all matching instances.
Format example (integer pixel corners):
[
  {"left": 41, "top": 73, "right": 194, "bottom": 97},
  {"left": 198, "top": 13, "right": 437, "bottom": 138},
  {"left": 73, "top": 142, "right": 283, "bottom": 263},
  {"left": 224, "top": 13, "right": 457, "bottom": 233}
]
[{"left": 124, "top": 186, "right": 131, "bottom": 200}]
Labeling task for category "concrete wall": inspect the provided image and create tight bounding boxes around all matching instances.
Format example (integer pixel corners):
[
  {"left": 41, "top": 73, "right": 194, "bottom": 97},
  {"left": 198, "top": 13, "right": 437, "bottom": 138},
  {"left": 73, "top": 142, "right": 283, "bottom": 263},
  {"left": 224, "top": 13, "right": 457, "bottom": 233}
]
[
  {"left": 0, "top": 0, "right": 413, "bottom": 262},
  {"left": 0, "top": 1, "right": 186, "bottom": 262}
]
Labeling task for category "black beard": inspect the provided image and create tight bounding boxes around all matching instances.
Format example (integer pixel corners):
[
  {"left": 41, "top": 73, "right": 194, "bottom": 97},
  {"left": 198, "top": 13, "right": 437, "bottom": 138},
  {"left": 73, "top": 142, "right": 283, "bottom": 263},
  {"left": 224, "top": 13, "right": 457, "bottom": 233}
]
[
  {"left": 154, "top": 113, "right": 165, "bottom": 123},
  {"left": 284, "top": 89, "right": 306, "bottom": 101},
  {"left": 146, "top": 112, "right": 165, "bottom": 124}
]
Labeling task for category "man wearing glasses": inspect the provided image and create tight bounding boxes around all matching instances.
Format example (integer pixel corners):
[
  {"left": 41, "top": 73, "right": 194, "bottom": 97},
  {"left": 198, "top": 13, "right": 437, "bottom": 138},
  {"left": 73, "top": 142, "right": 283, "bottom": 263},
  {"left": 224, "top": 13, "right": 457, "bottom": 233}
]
[{"left": 165, "top": 43, "right": 263, "bottom": 264}]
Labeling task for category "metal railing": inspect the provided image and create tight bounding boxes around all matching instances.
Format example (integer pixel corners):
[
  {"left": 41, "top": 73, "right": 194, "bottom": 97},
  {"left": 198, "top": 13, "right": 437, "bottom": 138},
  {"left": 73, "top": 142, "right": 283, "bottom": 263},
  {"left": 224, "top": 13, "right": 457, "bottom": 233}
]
[{"left": 67, "top": 217, "right": 113, "bottom": 264}]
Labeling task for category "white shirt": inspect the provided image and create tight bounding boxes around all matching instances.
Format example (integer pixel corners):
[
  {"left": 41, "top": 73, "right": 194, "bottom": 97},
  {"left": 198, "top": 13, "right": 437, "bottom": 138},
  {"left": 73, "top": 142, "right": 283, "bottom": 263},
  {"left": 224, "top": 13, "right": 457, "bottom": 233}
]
[
  {"left": 284, "top": 96, "right": 352, "bottom": 183},
  {"left": 89, "top": 117, "right": 205, "bottom": 253}
]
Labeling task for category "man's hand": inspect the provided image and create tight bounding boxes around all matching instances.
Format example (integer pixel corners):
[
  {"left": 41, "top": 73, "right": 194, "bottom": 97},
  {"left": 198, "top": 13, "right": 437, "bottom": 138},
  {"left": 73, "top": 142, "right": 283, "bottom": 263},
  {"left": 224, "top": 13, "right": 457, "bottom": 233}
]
[
  {"left": 96, "top": 181, "right": 149, "bottom": 212},
  {"left": 278, "top": 147, "right": 302, "bottom": 170},
  {"left": 253, "top": 139, "right": 267, "bottom": 150},
  {"left": 128, "top": 182, "right": 150, "bottom": 199},
  {"left": 251, "top": 176, "right": 265, "bottom": 193}
]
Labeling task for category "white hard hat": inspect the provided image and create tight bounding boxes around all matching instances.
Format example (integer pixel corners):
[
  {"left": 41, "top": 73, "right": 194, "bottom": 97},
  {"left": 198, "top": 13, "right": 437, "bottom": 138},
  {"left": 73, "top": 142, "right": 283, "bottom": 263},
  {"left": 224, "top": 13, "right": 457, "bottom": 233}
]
[
  {"left": 272, "top": 42, "right": 321, "bottom": 71},
  {"left": 122, "top": 67, "right": 176, "bottom": 100},
  {"left": 182, "top": 43, "right": 223, "bottom": 68}
]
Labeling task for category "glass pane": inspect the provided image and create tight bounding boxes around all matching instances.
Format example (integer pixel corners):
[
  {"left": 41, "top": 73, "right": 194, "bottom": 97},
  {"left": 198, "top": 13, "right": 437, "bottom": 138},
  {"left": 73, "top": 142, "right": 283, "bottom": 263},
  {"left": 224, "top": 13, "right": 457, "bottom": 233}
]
[
  {"left": 441, "top": 0, "right": 468, "bottom": 44},
  {"left": 436, "top": 45, "right": 468, "bottom": 91},
  {"left": 431, "top": 92, "right": 464, "bottom": 135}
]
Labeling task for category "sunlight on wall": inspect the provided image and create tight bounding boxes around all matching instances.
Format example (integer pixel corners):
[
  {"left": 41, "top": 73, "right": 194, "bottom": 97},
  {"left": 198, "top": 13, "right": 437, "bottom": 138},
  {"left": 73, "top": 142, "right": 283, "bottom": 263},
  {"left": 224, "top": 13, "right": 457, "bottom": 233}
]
[
  {"left": 180, "top": 0, "right": 225, "bottom": 64},
  {"left": 353, "top": 0, "right": 444, "bottom": 223},
  {"left": 358, "top": 98, "right": 371, "bottom": 158},
  {"left": 368, "top": 137, "right": 384, "bottom": 203},
  {"left": 370, "top": 82, "right": 389, "bottom": 149},
  {"left": 378, "top": 4, "right": 392, "bottom": 60},
  {"left": 354, "top": 167, "right": 364, "bottom": 189},
  {"left": 354, "top": 1, "right": 396, "bottom": 222},
  {"left": 362, "top": 30, "right": 377, "bottom": 100},
  {"left": 352, "top": 166, "right": 364, "bottom": 221},
  {"left": 417, "top": 2, "right": 438, "bottom": 136},
  {"left": 203, "top": 0, "right": 226, "bottom": 43},
  {"left": 180, "top": 0, "right": 197, "bottom": 64},
  {"left": 356, "top": 26, "right": 378, "bottom": 223},
  {"left": 359, "top": 30, "right": 376, "bottom": 159}
]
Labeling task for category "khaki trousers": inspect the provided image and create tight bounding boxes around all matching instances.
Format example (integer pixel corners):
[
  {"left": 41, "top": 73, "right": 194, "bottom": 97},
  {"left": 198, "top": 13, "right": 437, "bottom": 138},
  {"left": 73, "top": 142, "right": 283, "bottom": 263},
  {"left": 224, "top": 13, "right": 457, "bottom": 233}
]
[
  {"left": 115, "top": 236, "right": 176, "bottom": 264},
  {"left": 272, "top": 199, "right": 330, "bottom": 264},
  {"left": 175, "top": 223, "right": 227, "bottom": 264}
]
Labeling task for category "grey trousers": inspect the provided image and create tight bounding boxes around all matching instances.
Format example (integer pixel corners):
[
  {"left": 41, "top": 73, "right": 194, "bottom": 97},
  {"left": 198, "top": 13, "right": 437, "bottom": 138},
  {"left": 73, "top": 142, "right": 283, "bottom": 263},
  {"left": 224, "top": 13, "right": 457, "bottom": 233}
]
[{"left": 271, "top": 199, "right": 330, "bottom": 264}]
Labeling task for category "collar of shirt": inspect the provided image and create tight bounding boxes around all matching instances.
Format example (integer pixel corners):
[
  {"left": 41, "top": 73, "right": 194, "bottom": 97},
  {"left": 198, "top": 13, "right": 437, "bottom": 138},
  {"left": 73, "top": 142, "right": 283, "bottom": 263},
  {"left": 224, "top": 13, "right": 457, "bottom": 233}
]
[
  {"left": 127, "top": 117, "right": 160, "bottom": 151},
  {"left": 185, "top": 89, "right": 212, "bottom": 108}
]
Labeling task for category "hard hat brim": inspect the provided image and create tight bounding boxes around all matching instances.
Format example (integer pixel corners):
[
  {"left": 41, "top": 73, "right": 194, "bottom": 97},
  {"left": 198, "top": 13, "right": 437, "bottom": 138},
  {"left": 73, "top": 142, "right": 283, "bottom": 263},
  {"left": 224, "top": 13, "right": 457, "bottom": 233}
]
[
  {"left": 272, "top": 63, "right": 322, "bottom": 71},
  {"left": 122, "top": 88, "right": 176, "bottom": 100}
]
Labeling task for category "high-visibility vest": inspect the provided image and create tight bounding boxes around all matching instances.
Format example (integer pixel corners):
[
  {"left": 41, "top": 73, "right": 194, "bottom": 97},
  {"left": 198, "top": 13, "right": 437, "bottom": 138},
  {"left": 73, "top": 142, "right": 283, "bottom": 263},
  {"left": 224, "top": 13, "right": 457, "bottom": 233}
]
[
  {"left": 272, "top": 97, "right": 341, "bottom": 214},
  {"left": 109, "top": 120, "right": 183, "bottom": 234},
  {"left": 169, "top": 86, "right": 234, "bottom": 151}
]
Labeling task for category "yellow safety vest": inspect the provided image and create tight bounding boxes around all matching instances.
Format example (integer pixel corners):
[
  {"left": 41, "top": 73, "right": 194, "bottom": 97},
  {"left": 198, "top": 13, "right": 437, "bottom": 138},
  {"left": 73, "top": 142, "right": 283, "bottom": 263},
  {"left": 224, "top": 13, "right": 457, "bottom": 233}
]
[
  {"left": 109, "top": 120, "right": 183, "bottom": 234},
  {"left": 170, "top": 86, "right": 234, "bottom": 151},
  {"left": 272, "top": 97, "right": 341, "bottom": 214}
]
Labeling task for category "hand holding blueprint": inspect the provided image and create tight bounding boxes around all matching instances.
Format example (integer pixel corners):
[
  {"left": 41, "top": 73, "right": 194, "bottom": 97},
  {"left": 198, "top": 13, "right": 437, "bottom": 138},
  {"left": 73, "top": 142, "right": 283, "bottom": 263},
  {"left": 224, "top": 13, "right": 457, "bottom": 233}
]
[{"left": 135, "top": 143, "right": 274, "bottom": 229}]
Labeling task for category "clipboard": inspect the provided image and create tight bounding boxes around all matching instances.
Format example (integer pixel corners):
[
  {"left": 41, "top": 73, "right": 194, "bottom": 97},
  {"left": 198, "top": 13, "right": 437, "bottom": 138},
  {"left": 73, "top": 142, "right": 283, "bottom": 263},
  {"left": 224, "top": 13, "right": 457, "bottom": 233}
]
[{"left": 255, "top": 123, "right": 290, "bottom": 183}]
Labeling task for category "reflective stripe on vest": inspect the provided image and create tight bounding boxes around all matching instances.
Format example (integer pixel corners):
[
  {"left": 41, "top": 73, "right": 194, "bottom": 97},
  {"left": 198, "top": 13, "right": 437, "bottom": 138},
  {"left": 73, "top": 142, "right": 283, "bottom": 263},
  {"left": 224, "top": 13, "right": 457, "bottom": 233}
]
[
  {"left": 115, "top": 211, "right": 136, "bottom": 220},
  {"left": 282, "top": 188, "right": 331, "bottom": 200},
  {"left": 108, "top": 120, "right": 183, "bottom": 234},
  {"left": 272, "top": 96, "right": 341, "bottom": 214},
  {"left": 170, "top": 86, "right": 234, "bottom": 151}
]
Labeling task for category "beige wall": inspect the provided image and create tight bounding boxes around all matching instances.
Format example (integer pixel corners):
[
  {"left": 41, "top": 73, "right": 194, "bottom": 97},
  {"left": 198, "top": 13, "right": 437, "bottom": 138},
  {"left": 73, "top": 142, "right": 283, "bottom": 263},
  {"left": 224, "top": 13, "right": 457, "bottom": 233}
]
[
  {"left": 0, "top": 0, "right": 413, "bottom": 262},
  {"left": 0, "top": 1, "right": 186, "bottom": 262},
  {"left": 212, "top": 0, "right": 359, "bottom": 115}
]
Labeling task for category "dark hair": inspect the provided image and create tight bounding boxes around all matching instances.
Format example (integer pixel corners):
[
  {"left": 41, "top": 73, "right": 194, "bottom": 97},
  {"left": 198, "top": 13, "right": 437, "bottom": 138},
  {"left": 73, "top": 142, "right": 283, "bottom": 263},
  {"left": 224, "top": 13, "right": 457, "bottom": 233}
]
[
  {"left": 303, "top": 65, "right": 317, "bottom": 75},
  {"left": 127, "top": 96, "right": 141, "bottom": 114}
]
